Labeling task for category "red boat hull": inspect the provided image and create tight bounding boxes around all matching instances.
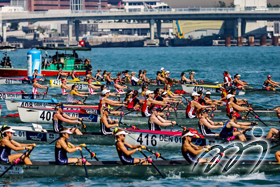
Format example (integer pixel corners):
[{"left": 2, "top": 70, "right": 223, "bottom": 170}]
[{"left": 0, "top": 68, "right": 86, "bottom": 77}]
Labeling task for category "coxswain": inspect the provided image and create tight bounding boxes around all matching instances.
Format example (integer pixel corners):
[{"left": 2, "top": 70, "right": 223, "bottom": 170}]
[
  {"left": 189, "top": 71, "right": 198, "bottom": 85},
  {"left": 70, "top": 70, "right": 80, "bottom": 81},
  {"left": 156, "top": 71, "right": 165, "bottom": 86},
  {"left": 56, "top": 69, "right": 68, "bottom": 80},
  {"left": 181, "top": 130, "right": 209, "bottom": 164},
  {"left": 55, "top": 127, "right": 90, "bottom": 165},
  {"left": 32, "top": 69, "right": 45, "bottom": 81},
  {"left": 219, "top": 112, "right": 255, "bottom": 141},
  {"left": 53, "top": 103, "right": 83, "bottom": 135},
  {"left": 100, "top": 108, "right": 119, "bottom": 135},
  {"left": 232, "top": 74, "right": 249, "bottom": 90},
  {"left": 223, "top": 71, "right": 232, "bottom": 88},
  {"left": 114, "top": 79, "right": 127, "bottom": 94},
  {"left": 88, "top": 79, "right": 100, "bottom": 95},
  {"left": 66, "top": 85, "right": 88, "bottom": 104},
  {"left": 142, "top": 90, "right": 167, "bottom": 117},
  {"left": 95, "top": 69, "right": 103, "bottom": 81},
  {"left": 186, "top": 92, "right": 213, "bottom": 119},
  {"left": 199, "top": 109, "right": 223, "bottom": 137},
  {"left": 0, "top": 125, "right": 35, "bottom": 165},
  {"left": 149, "top": 107, "right": 176, "bottom": 131},
  {"left": 226, "top": 94, "right": 251, "bottom": 119},
  {"left": 262, "top": 75, "right": 280, "bottom": 91},
  {"left": 32, "top": 78, "right": 48, "bottom": 94},
  {"left": 99, "top": 89, "right": 124, "bottom": 116},
  {"left": 114, "top": 128, "right": 150, "bottom": 165},
  {"left": 61, "top": 78, "right": 71, "bottom": 95},
  {"left": 181, "top": 72, "right": 191, "bottom": 84},
  {"left": 131, "top": 72, "right": 140, "bottom": 86}
]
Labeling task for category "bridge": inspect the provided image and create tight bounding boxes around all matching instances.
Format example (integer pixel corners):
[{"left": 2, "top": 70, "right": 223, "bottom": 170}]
[{"left": 1, "top": 8, "right": 280, "bottom": 43}]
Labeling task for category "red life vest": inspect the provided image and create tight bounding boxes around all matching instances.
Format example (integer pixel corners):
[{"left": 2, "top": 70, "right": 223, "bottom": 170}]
[
  {"left": 127, "top": 97, "right": 136, "bottom": 109},
  {"left": 186, "top": 101, "right": 196, "bottom": 115},
  {"left": 142, "top": 99, "right": 148, "bottom": 113}
]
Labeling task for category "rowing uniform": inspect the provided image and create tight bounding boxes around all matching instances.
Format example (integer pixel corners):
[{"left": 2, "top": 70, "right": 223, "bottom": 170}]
[
  {"left": 55, "top": 144, "right": 68, "bottom": 165},
  {"left": 262, "top": 80, "right": 269, "bottom": 90},
  {"left": 232, "top": 80, "right": 241, "bottom": 89},
  {"left": 88, "top": 86, "right": 96, "bottom": 95},
  {"left": 219, "top": 121, "right": 233, "bottom": 139},
  {"left": 116, "top": 141, "right": 134, "bottom": 165},
  {"left": 131, "top": 76, "right": 139, "bottom": 86},
  {"left": 224, "top": 75, "right": 232, "bottom": 87},
  {"left": 61, "top": 87, "right": 68, "bottom": 95},
  {"left": 100, "top": 119, "right": 112, "bottom": 135},
  {"left": 98, "top": 96, "right": 108, "bottom": 114},
  {"left": 148, "top": 116, "right": 161, "bottom": 131},
  {"left": 53, "top": 116, "right": 64, "bottom": 132},
  {"left": 154, "top": 95, "right": 163, "bottom": 109},
  {"left": 56, "top": 73, "right": 61, "bottom": 80},
  {"left": 141, "top": 99, "right": 151, "bottom": 117},
  {"left": 0, "top": 145, "right": 11, "bottom": 163},
  {"left": 156, "top": 78, "right": 164, "bottom": 86},
  {"left": 127, "top": 96, "right": 138, "bottom": 110},
  {"left": 32, "top": 74, "right": 37, "bottom": 80},
  {"left": 186, "top": 101, "right": 197, "bottom": 119},
  {"left": 226, "top": 102, "right": 241, "bottom": 119},
  {"left": 182, "top": 147, "right": 198, "bottom": 164},
  {"left": 199, "top": 118, "right": 215, "bottom": 136},
  {"left": 66, "top": 90, "right": 78, "bottom": 103},
  {"left": 32, "top": 86, "right": 38, "bottom": 94},
  {"left": 221, "top": 89, "right": 228, "bottom": 105},
  {"left": 198, "top": 97, "right": 205, "bottom": 105},
  {"left": 115, "top": 87, "right": 125, "bottom": 94}
]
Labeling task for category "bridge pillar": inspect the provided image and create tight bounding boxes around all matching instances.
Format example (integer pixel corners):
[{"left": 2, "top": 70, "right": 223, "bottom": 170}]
[
  {"left": 2, "top": 23, "right": 6, "bottom": 43},
  {"left": 156, "top": 20, "right": 161, "bottom": 38},
  {"left": 75, "top": 20, "right": 80, "bottom": 43},
  {"left": 273, "top": 36, "right": 279, "bottom": 46},
  {"left": 237, "top": 18, "right": 242, "bottom": 46},
  {"left": 260, "top": 36, "right": 267, "bottom": 46},
  {"left": 68, "top": 20, "right": 73, "bottom": 42},
  {"left": 149, "top": 19, "right": 155, "bottom": 40},
  {"left": 248, "top": 36, "right": 255, "bottom": 46}
]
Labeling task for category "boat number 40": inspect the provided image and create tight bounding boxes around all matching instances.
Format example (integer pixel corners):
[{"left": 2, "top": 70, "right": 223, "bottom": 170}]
[{"left": 38, "top": 111, "right": 78, "bottom": 122}]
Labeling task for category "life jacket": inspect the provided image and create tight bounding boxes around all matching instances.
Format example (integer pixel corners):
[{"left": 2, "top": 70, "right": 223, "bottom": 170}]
[
  {"left": 32, "top": 86, "right": 38, "bottom": 94},
  {"left": 61, "top": 87, "right": 67, "bottom": 95},
  {"left": 127, "top": 97, "right": 136, "bottom": 109},
  {"left": 186, "top": 101, "right": 196, "bottom": 115}
]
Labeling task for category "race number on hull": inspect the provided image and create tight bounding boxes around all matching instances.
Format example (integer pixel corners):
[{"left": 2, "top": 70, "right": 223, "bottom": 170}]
[
  {"left": 192, "top": 86, "right": 220, "bottom": 93},
  {"left": 20, "top": 102, "right": 48, "bottom": 108},
  {"left": 38, "top": 111, "right": 79, "bottom": 122}
]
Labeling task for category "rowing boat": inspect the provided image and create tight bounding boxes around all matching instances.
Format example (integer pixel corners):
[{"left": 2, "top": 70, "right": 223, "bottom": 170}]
[
  {"left": 0, "top": 77, "right": 32, "bottom": 85},
  {"left": 0, "top": 159, "right": 279, "bottom": 178},
  {"left": 50, "top": 79, "right": 104, "bottom": 90},
  {"left": 5, "top": 98, "right": 58, "bottom": 111},
  {"left": 0, "top": 92, "right": 44, "bottom": 100}
]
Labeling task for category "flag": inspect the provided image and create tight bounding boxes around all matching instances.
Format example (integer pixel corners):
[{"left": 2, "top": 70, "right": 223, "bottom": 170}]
[{"left": 79, "top": 40, "right": 85, "bottom": 46}]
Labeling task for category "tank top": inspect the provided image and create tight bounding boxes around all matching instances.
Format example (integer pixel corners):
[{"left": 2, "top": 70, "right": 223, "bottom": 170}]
[
  {"left": 199, "top": 118, "right": 214, "bottom": 136},
  {"left": 56, "top": 73, "right": 61, "bottom": 80},
  {"left": 100, "top": 119, "right": 112, "bottom": 135},
  {"left": 182, "top": 146, "right": 198, "bottom": 164},
  {"left": 115, "top": 87, "right": 125, "bottom": 94},
  {"left": 0, "top": 145, "right": 11, "bottom": 163},
  {"left": 61, "top": 87, "right": 67, "bottom": 95},
  {"left": 186, "top": 101, "right": 196, "bottom": 118},
  {"left": 219, "top": 121, "right": 233, "bottom": 138},
  {"left": 53, "top": 115, "right": 64, "bottom": 132},
  {"left": 263, "top": 80, "right": 269, "bottom": 87},
  {"left": 88, "top": 86, "right": 96, "bottom": 95},
  {"left": 148, "top": 116, "right": 161, "bottom": 131},
  {"left": 98, "top": 96, "right": 108, "bottom": 112},
  {"left": 127, "top": 97, "right": 135, "bottom": 109},
  {"left": 32, "top": 86, "right": 38, "bottom": 94},
  {"left": 226, "top": 102, "right": 234, "bottom": 114},
  {"left": 115, "top": 141, "right": 134, "bottom": 165},
  {"left": 55, "top": 145, "right": 68, "bottom": 165},
  {"left": 32, "top": 74, "right": 37, "bottom": 80}
]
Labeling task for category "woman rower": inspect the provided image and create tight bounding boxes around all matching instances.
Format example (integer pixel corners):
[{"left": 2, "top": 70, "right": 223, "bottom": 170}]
[
  {"left": 99, "top": 89, "right": 124, "bottom": 116},
  {"left": 199, "top": 109, "right": 223, "bottom": 137},
  {"left": 114, "top": 79, "right": 127, "bottom": 94},
  {"left": 181, "top": 130, "right": 209, "bottom": 164},
  {"left": 114, "top": 128, "right": 150, "bottom": 165},
  {"left": 95, "top": 69, "right": 103, "bottom": 81},
  {"left": 156, "top": 71, "right": 165, "bottom": 86},
  {"left": 56, "top": 69, "right": 68, "bottom": 80},
  {"left": 66, "top": 85, "right": 88, "bottom": 104},
  {"left": 32, "top": 69, "right": 45, "bottom": 81},
  {"left": 219, "top": 112, "right": 254, "bottom": 141},
  {"left": 105, "top": 72, "right": 114, "bottom": 85},
  {"left": 70, "top": 70, "right": 80, "bottom": 81},
  {"left": 204, "top": 91, "right": 223, "bottom": 106},
  {"left": 53, "top": 103, "right": 83, "bottom": 135},
  {"left": 88, "top": 79, "right": 100, "bottom": 95},
  {"left": 149, "top": 107, "right": 176, "bottom": 131},
  {"left": 230, "top": 89, "right": 247, "bottom": 106},
  {"left": 226, "top": 94, "right": 251, "bottom": 119},
  {"left": 131, "top": 72, "right": 140, "bottom": 86},
  {"left": 263, "top": 75, "right": 280, "bottom": 91},
  {"left": 102, "top": 70, "right": 107, "bottom": 82},
  {"left": 142, "top": 90, "right": 167, "bottom": 117},
  {"left": 165, "top": 84, "right": 181, "bottom": 98},
  {"left": 32, "top": 78, "right": 49, "bottom": 94},
  {"left": 142, "top": 70, "right": 149, "bottom": 85},
  {"left": 84, "top": 70, "right": 94, "bottom": 82},
  {"left": 100, "top": 108, "right": 119, "bottom": 135},
  {"left": 232, "top": 74, "right": 249, "bottom": 90},
  {"left": 181, "top": 72, "right": 191, "bottom": 84},
  {"left": 0, "top": 125, "right": 35, "bottom": 165},
  {"left": 61, "top": 78, "right": 71, "bottom": 95},
  {"left": 55, "top": 127, "right": 90, "bottom": 165},
  {"left": 189, "top": 71, "right": 198, "bottom": 85}
]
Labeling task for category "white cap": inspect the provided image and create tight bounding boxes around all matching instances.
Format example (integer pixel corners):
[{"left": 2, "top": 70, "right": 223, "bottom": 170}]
[
  {"left": 115, "top": 131, "right": 129, "bottom": 139},
  {"left": 146, "top": 90, "right": 154, "bottom": 95},
  {"left": 205, "top": 91, "right": 211, "bottom": 95},
  {"left": 226, "top": 94, "right": 235, "bottom": 99},
  {"left": 162, "top": 91, "right": 167, "bottom": 96},
  {"left": 192, "top": 92, "right": 200, "bottom": 96},
  {"left": 166, "top": 71, "right": 170, "bottom": 74},
  {"left": 102, "top": 89, "right": 110, "bottom": 95},
  {"left": 236, "top": 74, "right": 241, "bottom": 77},
  {"left": 60, "top": 129, "right": 73, "bottom": 134},
  {"left": 182, "top": 131, "right": 195, "bottom": 138},
  {"left": 128, "top": 91, "right": 134, "bottom": 95},
  {"left": 2, "top": 128, "right": 15, "bottom": 133},
  {"left": 160, "top": 67, "right": 164, "bottom": 70},
  {"left": 191, "top": 71, "right": 195, "bottom": 74}
]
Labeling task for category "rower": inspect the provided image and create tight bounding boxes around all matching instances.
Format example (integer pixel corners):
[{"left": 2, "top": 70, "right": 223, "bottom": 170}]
[
  {"left": 32, "top": 78, "right": 48, "bottom": 94},
  {"left": 204, "top": 91, "right": 223, "bottom": 106},
  {"left": 266, "top": 128, "right": 280, "bottom": 139},
  {"left": 181, "top": 130, "right": 209, "bottom": 164},
  {"left": 226, "top": 94, "right": 251, "bottom": 119},
  {"left": 124, "top": 70, "right": 131, "bottom": 84},
  {"left": 141, "top": 90, "right": 167, "bottom": 117},
  {"left": 197, "top": 91, "right": 205, "bottom": 105},
  {"left": 102, "top": 70, "right": 107, "bottom": 82},
  {"left": 99, "top": 89, "right": 124, "bottom": 116},
  {"left": 100, "top": 108, "right": 119, "bottom": 135},
  {"left": 232, "top": 74, "right": 249, "bottom": 90},
  {"left": 189, "top": 71, "right": 197, "bottom": 85},
  {"left": 32, "top": 69, "right": 45, "bottom": 81},
  {"left": 219, "top": 112, "right": 254, "bottom": 141},
  {"left": 186, "top": 92, "right": 213, "bottom": 119},
  {"left": 88, "top": 79, "right": 99, "bottom": 95},
  {"left": 149, "top": 107, "right": 176, "bottom": 131},
  {"left": 84, "top": 71, "right": 94, "bottom": 82},
  {"left": 125, "top": 90, "right": 141, "bottom": 111},
  {"left": 0, "top": 125, "right": 35, "bottom": 165},
  {"left": 199, "top": 109, "right": 223, "bottom": 137},
  {"left": 55, "top": 127, "right": 90, "bottom": 165},
  {"left": 114, "top": 128, "right": 150, "bottom": 165},
  {"left": 263, "top": 75, "right": 280, "bottom": 91},
  {"left": 156, "top": 71, "right": 165, "bottom": 86},
  {"left": 230, "top": 89, "right": 247, "bottom": 106},
  {"left": 95, "top": 69, "right": 103, "bottom": 81},
  {"left": 61, "top": 78, "right": 71, "bottom": 95},
  {"left": 53, "top": 103, "right": 83, "bottom": 135},
  {"left": 131, "top": 72, "right": 140, "bottom": 86},
  {"left": 66, "top": 85, "right": 88, "bottom": 104},
  {"left": 56, "top": 69, "right": 68, "bottom": 80},
  {"left": 160, "top": 67, "right": 165, "bottom": 78},
  {"left": 180, "top": 72, "right": 191, "bottom": 84},
  {"left": 219, "top": 86, "right": 228, "bottom": 105},
  {"left": 142, "top": 70, "right": 149, "bottom": 85},
  {"left": 106, "top": 72, "right": 114, "bottom": 85},
  {"left": 166, "top": 84, "right": 181, "bottom": 98},
  {"left": 114, "top": 79, "right": 127, "bottom": 94},
  {"left": 223, "top": 71, "right": 232, "bottom": 89},
  {"left": 139, "top": 85, "right": 148, "bottom": 100},
  {"left": 70, "top": 70, "right": 80, "bottom": 81}
]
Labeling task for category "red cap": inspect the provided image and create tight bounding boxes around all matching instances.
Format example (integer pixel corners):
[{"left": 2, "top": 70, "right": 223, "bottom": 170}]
[
  {"left": 88, "top": 79, "right": 93, "bottom": 82},
  {"left": 232, "top": 112, "right": 239, "bottom": 117},
  {"left": 267, "top": 75, "right": 271, "bottom": 78}
]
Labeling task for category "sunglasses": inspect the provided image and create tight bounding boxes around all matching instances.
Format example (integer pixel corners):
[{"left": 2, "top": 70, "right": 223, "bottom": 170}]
[{"left": 6, "top": 132, "right": 13, "bottom": 134}]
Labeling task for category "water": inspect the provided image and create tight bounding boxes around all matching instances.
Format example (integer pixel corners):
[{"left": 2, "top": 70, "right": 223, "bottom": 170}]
[{"left": 1, "top": 46, "right": 280, "bottom": 186}]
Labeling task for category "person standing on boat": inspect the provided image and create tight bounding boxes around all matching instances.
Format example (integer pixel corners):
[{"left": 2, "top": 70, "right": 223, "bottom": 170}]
[
  {"left": 100, "top": 108, "right": 119, "bottom": 135},
  {"left": 32, "top": 69, "right": 45, "bottom": 81},
  {"left": 232, "top": 74, "right": 249, "bottom": 90},
  {"left": 199, "top": 109, "right": 223, "bottom": 137},
  {"left": 88, "top": 79, "right": 100, "bottom": 95},
  {"left": 181, "top": 130, "right": 209, "bottom": 164},
  {"left": 70, "top": 71, "right": 80, "bottom": 82},
  {"left": 226, "top": 94, "right": 251, "bottom": 119},
  {"left": 113, "top": 128, "right": 150, "bottom": 165},
  {"left": 219, "top": 112, "right": 255, "bottom": 141},
  {"left": 66, "top": 85, "right": 88, "bottom": 104},
  {"left": 263, "top": 75, "right": 280, "bottom": 91},
  {"left": 61, "top": 78, "right": 71, "bottom": 95},
  {"left": 55, "top": 127, "right": 90, "bottom": 165},
  {"left": 181, "top": 72, "right": 191, "bottom": 84},
  {"left": 0, "top": 125, "right": 35, "bottom": 165},
  {"left": 149, "top": 107, "right": 176, "bottom": 131},
  {"left": 32, "top": 78, "right": 49, "bottom": 94},
  {"left": 56, "top": 69, "right": 68, "bottom": 80},
  {"left": 53, "top": 103, "right": 83, "bottom": 135}
]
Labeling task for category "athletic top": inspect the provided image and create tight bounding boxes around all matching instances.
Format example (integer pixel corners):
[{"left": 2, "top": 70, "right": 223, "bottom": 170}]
[
  {"left": 106, "top": 78, "right": 112, "bottom": 85},
  {"left": 61, "top": 87, "right": 67, "bottom": 95},
  {"left": 182, "top": 146, "right": 198, "bottom": 164},
  {"left": 131, "top": 76, "right": 139, "bottom": 86},
  {"left": 32, "top": 74, "right": 37, "bottom": 80},
  {"left": 53, "top": 115, "right": 64, "bottom": 132},
  {"left": 198, "top": 97, "right": 205, "bottom": 105},
  {"left": 226, "top": 102, "right": 234, "bottom": 114},
  {"left": 154, "top": 95, "right": 163, "bottom": 109},
  {"left": 263, "top": 80, "right": 269, "bottom": 89},
  {"left": 32, "top": 86, "right": 38, "bottom": 94},
  {"left": 186, "top": 101, "right": 196, "bottom": 119},
  {"left": 148, "top": 116, "right": 161, "bottom": 131},
  {"left": 56, "top": 73, "right": 61, "bottom": 80},
  {"left": 127, "top": 97, "right": 136, "bottom": 109},
  {"left": 88, "top": 86, "right": 96, "bottom": 95},
  {"left": 141, "top": 99, "right": 151, "bottom": 117},
  {"left": 55, "top": 144, "right": 68, "bottom": 165},
  {"left": 0, "top": 145, "right": 11, "bottom": 163},
  {"left": 199, "top": 118, "right": 215, "bottom": 136},
  {"left": 66, "top": 90, "right": 78, "bottom": 103},
  {"left": 219, "top": 121, "right": 233, "bottom": 139},
  {"left": 115, "top": 141, "right": 134, "bottom": 165},
  {"left": 98, "top": 96, "right": 108, "bottom": 112},
  {"left": 100, "top": 119, "right": 112, "bottom": 135},
  {"left": 115, "top": 87, "right": 125, "bottom": 94},
  {"left": 224, "top": 75, "right": 231, "bottom": 87}
]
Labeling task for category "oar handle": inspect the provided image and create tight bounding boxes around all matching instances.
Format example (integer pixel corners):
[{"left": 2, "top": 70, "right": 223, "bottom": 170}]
[
  {"left": 85, "top": 146, "right": 99, "bottom": 161},
  {"left": 146, "top": 148, "right": 166, "bottom": 160},
  {"left": 79, "top": 149, "right": 89, "bottom": 178}
]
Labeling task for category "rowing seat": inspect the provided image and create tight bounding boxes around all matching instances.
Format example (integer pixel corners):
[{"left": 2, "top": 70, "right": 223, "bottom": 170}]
[{"left": 32, "top": 123, "right": 47, "bottom": 132}]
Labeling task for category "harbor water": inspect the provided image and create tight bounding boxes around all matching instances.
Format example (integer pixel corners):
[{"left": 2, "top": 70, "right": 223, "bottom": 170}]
[{"left": 0, "top": 46, "right": 280, "bottom": 186}]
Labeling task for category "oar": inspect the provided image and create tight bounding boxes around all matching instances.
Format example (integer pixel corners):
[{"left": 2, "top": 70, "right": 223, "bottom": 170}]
[
  {"left": 82, "top": 96, "right": 88, "bottom": 104},
  {"left": 145, "top": 148, "right": 167, "bottom": 160},
  {"left": 176, "top": 124, "right": 187, "bottom": 131},
  {"left": 0, "top": 145, "right": 35, "bottom": 178},
  {"left": 249, "top": 110, "right": 268, "bottom": 127},
  {"left": 43, "top": 86, "right": 49, "bottom": 99},
  {"left": 173, "top": 103, "right": 178, "bottom": 118},
  {"left": 84, "top": 146, "right": 99, "bottom": 161},
  {"left": 119, "top": 122, "right": 138, "bottom": 130},
  {"left": 79, "top": 149, "right": 89, "bottom": 178},
  {"left": 81, "top": 120, "right": 87, "bottom": 132},
  {"left": 139, "top": 150, "right": 165, "bottom": 178}
]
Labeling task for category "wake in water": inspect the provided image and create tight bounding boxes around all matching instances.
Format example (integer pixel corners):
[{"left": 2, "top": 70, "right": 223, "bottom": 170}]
[{"left": 191, "top": 172, "right": 266, "bottom": 181}]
